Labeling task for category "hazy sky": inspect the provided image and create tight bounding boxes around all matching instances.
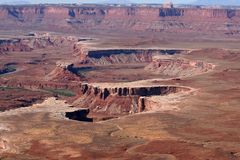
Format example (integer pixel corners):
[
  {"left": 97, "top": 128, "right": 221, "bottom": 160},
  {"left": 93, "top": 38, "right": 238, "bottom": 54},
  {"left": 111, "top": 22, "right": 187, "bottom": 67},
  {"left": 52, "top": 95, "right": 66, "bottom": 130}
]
[
  {"left": 0, "top": 0, "right": 240, "bottom": 5},
  {"left": 0, "top": 0, "right": 195, "bottom": 4}
]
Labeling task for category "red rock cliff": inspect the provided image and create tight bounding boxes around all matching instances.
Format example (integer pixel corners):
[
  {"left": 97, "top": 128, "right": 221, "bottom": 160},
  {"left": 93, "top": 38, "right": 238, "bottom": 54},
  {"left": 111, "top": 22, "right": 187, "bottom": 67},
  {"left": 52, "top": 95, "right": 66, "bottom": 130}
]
[{"left": 0, "top": 5, "right": 239, "bottom": 37}]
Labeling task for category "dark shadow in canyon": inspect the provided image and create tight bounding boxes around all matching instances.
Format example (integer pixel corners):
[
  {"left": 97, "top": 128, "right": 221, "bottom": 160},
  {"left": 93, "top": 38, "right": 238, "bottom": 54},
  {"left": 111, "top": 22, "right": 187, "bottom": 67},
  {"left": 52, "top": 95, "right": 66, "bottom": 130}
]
[{"left": 65, "top": 109, "right": 93, "bottom": 122}]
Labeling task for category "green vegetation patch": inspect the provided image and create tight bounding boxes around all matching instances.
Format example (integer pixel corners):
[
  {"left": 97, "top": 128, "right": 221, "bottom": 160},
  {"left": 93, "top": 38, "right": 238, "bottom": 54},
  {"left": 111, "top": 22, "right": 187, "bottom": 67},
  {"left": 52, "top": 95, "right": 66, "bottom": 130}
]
[
  {"left": 0, "top": 65, "right": 17, "bottom": 75},
  {"left": 0, "top": 86, "right": 21, "bottom": 91},
  {"left": 44, "top": 88, "right": 76, "bottom": 97},
  {"left": 69, "top": 66, "right": 95, "bottom": 77}
]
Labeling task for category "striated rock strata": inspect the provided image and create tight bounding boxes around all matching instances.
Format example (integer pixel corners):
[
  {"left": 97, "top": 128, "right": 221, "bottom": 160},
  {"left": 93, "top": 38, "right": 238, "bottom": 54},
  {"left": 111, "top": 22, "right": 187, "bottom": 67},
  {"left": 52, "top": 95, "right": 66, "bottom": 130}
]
[
  {"left": 72, "top": 83, "right": 190, "bottom": 115},
  {"left": 145, "top": 58, "right": 214, "bottom": 77},
  {"left": 74, "top": 48, "right": 185, "bottom": 65},
  {"left": 0, "top": 34, "right": 77, "bottom": 54},
  {"left": 0, "top": 5, "right": 240, "bottom": 38},
  {"left": 45, "top": 62, "right": 83, "bottom": 82}
]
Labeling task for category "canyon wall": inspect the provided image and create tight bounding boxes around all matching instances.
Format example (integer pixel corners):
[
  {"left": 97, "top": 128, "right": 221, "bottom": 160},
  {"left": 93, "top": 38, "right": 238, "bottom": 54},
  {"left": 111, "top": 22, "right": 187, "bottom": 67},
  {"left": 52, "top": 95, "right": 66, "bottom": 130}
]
[
  {"left": 0, "top": 39, "right": 33, "bottom": 53},
  {"left": 0, "top": 36, "right": 61, "bottom": 54},
  {"left": 72, "top": 83, "right": 189, "bottom": 115},
  {"left": 145, "top": 58, "right": 214, "bottom": 77},
  {"left": 0, "top": 77, "right": 189, "bottom": 115},
  {"left": 0, "top": 34, "right": 77, "bottom": 54},
  {"left": 75, "top": 49, "right": 184, "bottom": 64},
  {"left": 0, "top": 5, "right": 240, "bottom": 37}
]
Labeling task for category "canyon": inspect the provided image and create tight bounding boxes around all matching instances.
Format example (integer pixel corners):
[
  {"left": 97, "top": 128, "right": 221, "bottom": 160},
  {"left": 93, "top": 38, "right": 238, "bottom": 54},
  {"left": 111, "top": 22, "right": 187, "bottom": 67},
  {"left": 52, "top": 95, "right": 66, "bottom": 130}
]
[
  {"left": 0, "top": 5, "right": 240, "bottom": 40},
  {"left": 0, "top": 3, "right": 240, "bottom": 160},
  {"left": 71, "top": 82, "right": 191, "bottom": 115}
]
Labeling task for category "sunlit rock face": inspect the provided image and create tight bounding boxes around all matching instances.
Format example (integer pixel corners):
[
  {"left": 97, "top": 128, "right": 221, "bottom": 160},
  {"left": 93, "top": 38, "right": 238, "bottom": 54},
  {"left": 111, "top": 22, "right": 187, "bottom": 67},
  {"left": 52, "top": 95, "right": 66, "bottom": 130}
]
[{"left": 0, "top": 5, "right": 239, "bottom": 37}]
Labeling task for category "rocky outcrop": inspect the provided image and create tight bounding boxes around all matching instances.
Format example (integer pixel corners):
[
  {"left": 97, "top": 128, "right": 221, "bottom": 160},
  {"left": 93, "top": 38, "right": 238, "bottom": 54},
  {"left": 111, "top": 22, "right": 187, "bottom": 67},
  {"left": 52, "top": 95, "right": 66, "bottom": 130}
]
[
  {"left": 73, "top": 48, "right": 214, "bottom": 78},
  {"left": 82, "top": 84, "right": 182, "bottom": 99},
  {"left": 145, "top": 58, "right": 214, "bottom": 77},
  {"left": 0, "top": 71, "right": 190, "bottom": 115},
  {"left": 159, "top": 8, "right": 184, "bottom": 17},
  {"left": 0, "top": 39, "right": 32, "bottom": 53},
  {"left": 0, "top": 34, "right": 77, "bottom": 54},
  {"left": 45, "top": 62, "right": 83, "bottom": 82},
  {"left": 75, "top": 49, "right": 184, "bottom": 65},
  {"left": 73, "top": 43, "right": 89, "bottom": 63},
  {"left": 73, "top": 83, "right": 190, "bottom": 115},
  {"left": 0, "top": 5, "right": 240, "bottom": 38}
]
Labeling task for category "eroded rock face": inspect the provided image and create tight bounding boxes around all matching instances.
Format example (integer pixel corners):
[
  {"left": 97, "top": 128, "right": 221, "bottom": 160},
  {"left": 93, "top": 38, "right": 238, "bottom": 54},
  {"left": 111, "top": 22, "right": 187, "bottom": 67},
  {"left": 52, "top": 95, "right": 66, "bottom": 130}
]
[
  {"left": 0, "top": 33, "right": 78, "bottom": 54},
  {"left": 73, "top": 83, "right": 190, "bottom": 115},
  {"left": 145, "top": 58, "right": 214, "bottom": 77},
  {"left": 45, "top": 63, "right": 83, "bottom": 82},
  {"left": 0, "top": 36, "right": 56, "bottom": 54},
  {"left": 159, "top": 8, "right": 184, "bottom": 17},
  {"left": 0, "top": 39, "right": 32, "bottom": 53},
  {"left": 0, "top": 77, "right": 188, "bottom": 115},
  {"left": 0, "top": 5, "right": 240, "bottom": 37},
  {"left": 75, "top": 49, "right": 184, "bottom": 65},
  {"left": 73, "top": 48, "right": 214, "bottom": 78}
]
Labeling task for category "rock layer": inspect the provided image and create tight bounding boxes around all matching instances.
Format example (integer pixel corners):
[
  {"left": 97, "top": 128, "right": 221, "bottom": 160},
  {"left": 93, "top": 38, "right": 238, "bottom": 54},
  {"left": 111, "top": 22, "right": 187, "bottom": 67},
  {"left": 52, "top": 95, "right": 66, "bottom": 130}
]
[
  {"left": 75, "top": 49, "right": 185, "bottom": 65},
  {"left": 73, "top": 83, "right": 190, "bottom": 115},
  {"left": 0, "top": 35, "right": 69, "bottom": 54},
  {"left": 45, "top": 62, "right": 82, "bottom": 82},
  {"left": 145, "top": 58, "right": 214, "bottom": 77},
  {"left": 0, "top": 5, "right": 240, "bottom": 38}
]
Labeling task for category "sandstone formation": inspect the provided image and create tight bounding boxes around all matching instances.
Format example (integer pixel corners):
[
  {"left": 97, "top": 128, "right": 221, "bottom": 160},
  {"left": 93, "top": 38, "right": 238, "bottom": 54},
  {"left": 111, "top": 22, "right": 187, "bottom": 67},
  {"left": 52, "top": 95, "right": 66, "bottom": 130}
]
[
  {"left": 75, "top": 48, "right": 185, "bottom": 65},
  {"left": 0, "top": 38, "right": 32, "bottom": 53},
  {"left": 72, "top": 83, "right": 190, "bottom": 115},
  {"left": 145, "top": 58, "right": 215, "bottom": 77},
  {"left": 0, "top": 33, "right": 76, "bottom": 54},
  {"left": 0, "top": 5, "right": 240, "bottom": 158},
  {"left": 72, "top": 47, "right": 214, "bottom": 78},
  {"left": 45, "top": 62, "right": 83, "bottom": 82},
  {"left": 0, "top": 5, "right": 239, "bottom": 39},
  {"left": 0, "top": 73, "right": 190, "bottom": 115}
]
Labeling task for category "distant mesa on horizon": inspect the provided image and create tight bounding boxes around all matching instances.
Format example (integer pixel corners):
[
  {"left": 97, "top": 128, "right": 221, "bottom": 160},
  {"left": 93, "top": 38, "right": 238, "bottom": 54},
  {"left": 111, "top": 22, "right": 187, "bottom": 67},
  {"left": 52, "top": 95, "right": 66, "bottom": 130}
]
[
  {"left": 0, "top": 0, "right": 240, "bottom": 6},
  {"left": 102, "top": 0, "right": 132, "bottom": 4}
]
